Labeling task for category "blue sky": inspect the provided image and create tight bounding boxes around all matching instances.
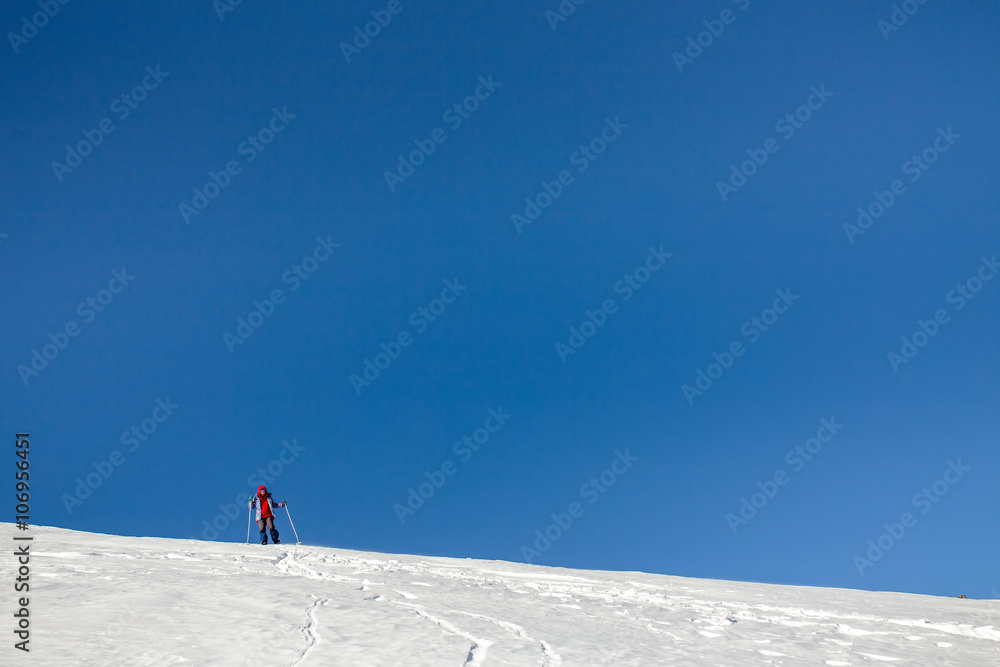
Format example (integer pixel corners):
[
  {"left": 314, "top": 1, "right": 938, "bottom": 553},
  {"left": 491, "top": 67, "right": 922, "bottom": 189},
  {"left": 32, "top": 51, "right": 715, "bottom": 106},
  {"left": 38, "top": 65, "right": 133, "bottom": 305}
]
[{"left": 2, "top": 0, "right": 999, "bottom": 598}]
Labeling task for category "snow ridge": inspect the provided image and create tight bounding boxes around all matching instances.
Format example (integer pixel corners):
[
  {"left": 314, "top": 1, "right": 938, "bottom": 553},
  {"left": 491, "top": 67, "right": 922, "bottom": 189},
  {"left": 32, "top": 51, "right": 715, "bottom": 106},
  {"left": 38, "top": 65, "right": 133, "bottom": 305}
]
[{"left": 20, "top": 525, "right": 1000, "bottom": 666}]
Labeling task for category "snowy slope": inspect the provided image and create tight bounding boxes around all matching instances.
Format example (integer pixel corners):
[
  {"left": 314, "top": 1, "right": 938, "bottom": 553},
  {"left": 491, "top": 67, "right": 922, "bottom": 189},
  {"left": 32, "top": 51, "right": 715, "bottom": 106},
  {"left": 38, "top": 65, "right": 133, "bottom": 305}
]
[{"left": 6, "top": 525, "right": 1000, "bottom": 666}]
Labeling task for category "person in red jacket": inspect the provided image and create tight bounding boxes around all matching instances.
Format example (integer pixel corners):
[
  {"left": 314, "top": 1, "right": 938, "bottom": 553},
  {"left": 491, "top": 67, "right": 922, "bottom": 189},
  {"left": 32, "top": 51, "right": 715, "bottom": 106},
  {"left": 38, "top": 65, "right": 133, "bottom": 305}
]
[{"left": 250, "top": 485, "right": 285, "bottom": 545}]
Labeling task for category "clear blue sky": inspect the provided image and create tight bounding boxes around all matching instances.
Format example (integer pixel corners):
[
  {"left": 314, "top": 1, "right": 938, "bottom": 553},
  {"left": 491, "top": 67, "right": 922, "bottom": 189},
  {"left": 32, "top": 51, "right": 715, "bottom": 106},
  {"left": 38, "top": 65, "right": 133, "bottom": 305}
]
[{"left": 3, "top": 0, "right": 998, "bottom": 598}]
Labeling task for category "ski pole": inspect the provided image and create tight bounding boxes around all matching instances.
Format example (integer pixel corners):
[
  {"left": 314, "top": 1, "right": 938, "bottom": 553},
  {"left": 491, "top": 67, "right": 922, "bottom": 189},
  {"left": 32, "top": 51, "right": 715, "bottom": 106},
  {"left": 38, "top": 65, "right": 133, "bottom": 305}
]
[
  {"left": 246, "top": 499, "right": 252, "bottom": 544},
  {"left": 284, "top": 503, "right": 301, "bottom": 545}
]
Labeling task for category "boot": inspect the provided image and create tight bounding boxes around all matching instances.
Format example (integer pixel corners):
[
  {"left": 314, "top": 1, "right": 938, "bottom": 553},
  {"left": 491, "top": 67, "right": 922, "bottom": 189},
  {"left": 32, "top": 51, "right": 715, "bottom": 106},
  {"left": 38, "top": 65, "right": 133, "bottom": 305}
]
[
  {"left": 270, "top": 528, "right": 280, "bottom": 545},
  {"left": 259, "top": 530, "right": 268, "bottom": 545}
]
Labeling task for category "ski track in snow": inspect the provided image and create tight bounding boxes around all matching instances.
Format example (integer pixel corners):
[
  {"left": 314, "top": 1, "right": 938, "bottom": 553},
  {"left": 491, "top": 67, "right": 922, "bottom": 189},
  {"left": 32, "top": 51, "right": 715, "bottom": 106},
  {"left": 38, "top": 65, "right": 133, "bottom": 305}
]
[
  {"left": 291, "top": 595, "right": 329, "bottom": 666},
  {"left": 454, "top": 609, "right": 563, "bottom": 666},
  {"left": 19, "top": 525, "right": 1000, "bottom": 666},
  {"left": 393, "top": 601, "right": 493, "bottom": 666}
]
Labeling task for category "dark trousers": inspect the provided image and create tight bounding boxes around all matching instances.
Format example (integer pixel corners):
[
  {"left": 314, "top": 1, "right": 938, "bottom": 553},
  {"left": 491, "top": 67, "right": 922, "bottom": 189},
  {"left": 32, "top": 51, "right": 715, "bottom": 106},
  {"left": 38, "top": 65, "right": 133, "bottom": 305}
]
[{"left": 257, "top": 516, "right": 279, "bottom": 543}]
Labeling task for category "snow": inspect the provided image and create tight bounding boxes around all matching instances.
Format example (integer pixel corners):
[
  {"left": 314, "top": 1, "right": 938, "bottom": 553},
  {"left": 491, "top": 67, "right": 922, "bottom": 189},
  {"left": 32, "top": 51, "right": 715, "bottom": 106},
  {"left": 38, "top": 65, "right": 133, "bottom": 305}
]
[{"left": 8, "top": 524, "right": 1000, "bottom": 665}]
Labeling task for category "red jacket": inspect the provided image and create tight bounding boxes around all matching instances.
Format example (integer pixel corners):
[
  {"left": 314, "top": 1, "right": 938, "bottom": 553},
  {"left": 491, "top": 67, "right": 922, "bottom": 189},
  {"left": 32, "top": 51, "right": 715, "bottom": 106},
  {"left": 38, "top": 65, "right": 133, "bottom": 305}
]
[{"left": 250, "top": 485, "right": 283, "bottom": 521}]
